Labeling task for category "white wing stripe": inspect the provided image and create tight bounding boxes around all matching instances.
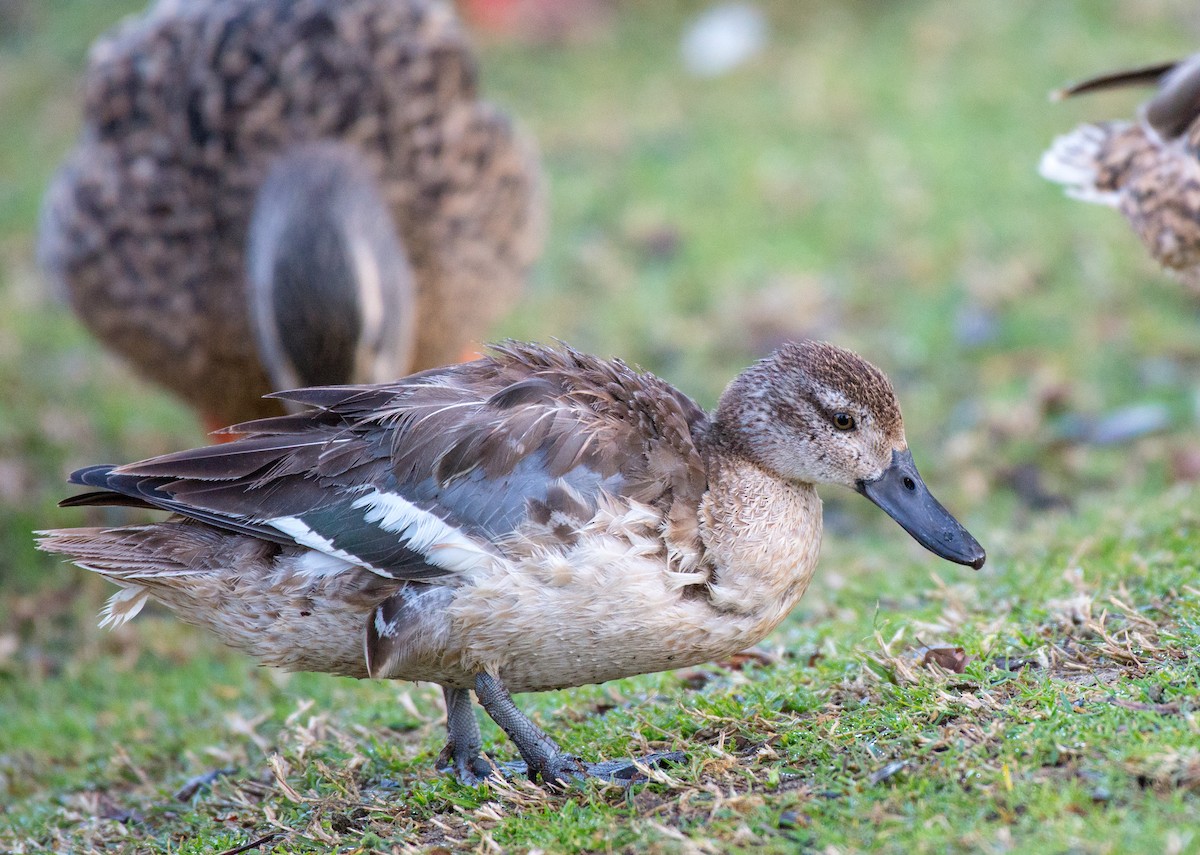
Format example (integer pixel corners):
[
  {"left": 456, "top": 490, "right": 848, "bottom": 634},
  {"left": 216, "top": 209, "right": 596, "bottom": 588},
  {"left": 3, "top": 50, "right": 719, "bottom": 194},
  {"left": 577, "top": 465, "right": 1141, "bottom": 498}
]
[
  {"left": 268, "top": 515, "right": 391, "bottom": 577},
  {"left": 350, "top": 489, "right": 494, "bottom": 574}
]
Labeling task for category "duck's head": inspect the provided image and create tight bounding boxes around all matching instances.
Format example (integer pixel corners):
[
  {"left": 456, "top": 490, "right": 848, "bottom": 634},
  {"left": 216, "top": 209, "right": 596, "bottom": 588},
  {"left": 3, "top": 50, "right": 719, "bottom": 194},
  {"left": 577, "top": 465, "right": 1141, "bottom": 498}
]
[
  {"left": 246, "top": 141, "right": 417, "bottom": 395},
  {"left": 1142, "top": 54, "right": 1200, "bottom": 141},
  {"left": 715, "top": 340, "right": 985, "bottom": 569}
]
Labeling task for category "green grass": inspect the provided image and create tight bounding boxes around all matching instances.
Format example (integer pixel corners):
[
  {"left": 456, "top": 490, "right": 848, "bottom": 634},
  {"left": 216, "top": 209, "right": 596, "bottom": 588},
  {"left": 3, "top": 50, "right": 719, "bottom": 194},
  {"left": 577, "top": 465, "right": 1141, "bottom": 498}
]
[{"left": 2, "top": 0, "right": 1200, "bottom": 852}]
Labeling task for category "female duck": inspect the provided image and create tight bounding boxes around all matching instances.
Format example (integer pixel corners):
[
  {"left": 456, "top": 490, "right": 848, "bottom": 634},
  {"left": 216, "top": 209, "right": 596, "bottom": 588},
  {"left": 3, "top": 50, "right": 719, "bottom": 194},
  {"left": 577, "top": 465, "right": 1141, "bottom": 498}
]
[
  {"left": 1041, "top": 55, "right": 1200, "bottom": 291},
  {"left": 41, "top": 341, "right": 985, "bottom": 785},
  {"left": 39, "top": 0, "right": 543, "bottom": 431}
]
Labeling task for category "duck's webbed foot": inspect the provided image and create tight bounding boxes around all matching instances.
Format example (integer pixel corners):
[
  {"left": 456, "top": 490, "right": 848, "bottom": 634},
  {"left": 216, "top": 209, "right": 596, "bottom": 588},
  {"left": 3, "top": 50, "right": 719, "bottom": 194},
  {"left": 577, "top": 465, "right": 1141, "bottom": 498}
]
[
  {"left": 435, "top": 686, "right": 494, "bottom": 785},
  {"left": 496, "top": 751, "right": 687, "bottom": 784},
  {"left": 472, "top": 674, "right": 687, "bottom": 787},
  {"left": 583, "top": 751, "right": 688, "bottom": 782}
]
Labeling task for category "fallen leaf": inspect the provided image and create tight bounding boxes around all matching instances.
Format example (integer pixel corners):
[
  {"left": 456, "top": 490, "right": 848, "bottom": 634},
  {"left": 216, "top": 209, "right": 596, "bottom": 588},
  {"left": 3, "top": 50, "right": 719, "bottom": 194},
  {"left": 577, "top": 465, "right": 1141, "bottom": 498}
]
[{"left": 921, "top": 647, "right": 970, "bottom": 673}]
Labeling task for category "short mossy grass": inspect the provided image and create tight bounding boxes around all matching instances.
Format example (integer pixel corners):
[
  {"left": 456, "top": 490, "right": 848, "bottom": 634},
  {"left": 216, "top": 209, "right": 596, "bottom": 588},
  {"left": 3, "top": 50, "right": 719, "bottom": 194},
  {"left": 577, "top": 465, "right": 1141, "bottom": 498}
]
[{"left": 2, "top": 1, "right": 1199, "bottom": 852}]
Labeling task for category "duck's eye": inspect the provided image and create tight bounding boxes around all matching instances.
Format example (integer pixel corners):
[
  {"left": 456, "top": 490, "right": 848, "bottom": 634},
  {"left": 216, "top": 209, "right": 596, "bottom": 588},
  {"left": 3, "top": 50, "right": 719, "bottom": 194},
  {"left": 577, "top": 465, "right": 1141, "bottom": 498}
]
[{"left": 832, "top": 412, "right": 856, "bottom": 431}]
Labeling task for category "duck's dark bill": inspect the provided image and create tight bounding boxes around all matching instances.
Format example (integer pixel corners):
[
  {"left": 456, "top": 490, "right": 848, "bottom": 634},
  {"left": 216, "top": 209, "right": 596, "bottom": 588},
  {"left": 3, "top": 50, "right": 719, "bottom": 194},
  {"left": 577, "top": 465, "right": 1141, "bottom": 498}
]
[{"left": 856, "top": 449, "right": 986, "bottom": 570}]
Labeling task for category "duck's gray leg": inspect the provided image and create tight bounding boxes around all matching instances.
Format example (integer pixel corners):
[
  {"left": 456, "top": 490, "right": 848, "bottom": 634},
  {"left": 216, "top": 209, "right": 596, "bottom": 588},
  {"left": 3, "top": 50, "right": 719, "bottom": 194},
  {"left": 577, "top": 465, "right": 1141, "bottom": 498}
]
[
  {"left": 472, "top": 673, "right": 687, "bottom": 787},
  {"left": 473, "top": 673, "right": 587, "bottom": 786},
  {"left": 435, "top": 686, "right": 494, "bottom": 785}
]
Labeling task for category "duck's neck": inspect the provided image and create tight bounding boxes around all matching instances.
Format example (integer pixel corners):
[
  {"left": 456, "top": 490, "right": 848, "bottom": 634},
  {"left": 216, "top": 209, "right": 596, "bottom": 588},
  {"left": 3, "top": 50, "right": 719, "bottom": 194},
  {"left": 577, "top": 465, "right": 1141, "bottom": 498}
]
[{"left": 697, "top": 450, "right": 824, "bottom": 620}]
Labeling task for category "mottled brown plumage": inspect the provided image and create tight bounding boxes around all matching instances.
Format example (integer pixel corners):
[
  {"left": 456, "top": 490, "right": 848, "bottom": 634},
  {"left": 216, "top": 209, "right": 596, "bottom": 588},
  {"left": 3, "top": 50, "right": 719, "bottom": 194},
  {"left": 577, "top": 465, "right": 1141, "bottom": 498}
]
[
  {"left": 40, "top": 340, "right": 983, "bottom": 785},
  {"left": 39, "top": 0, "right": 544, "bottom": 425},
  {"left": 1041, "top": 54, "right": 1200, "bottom": 292}
]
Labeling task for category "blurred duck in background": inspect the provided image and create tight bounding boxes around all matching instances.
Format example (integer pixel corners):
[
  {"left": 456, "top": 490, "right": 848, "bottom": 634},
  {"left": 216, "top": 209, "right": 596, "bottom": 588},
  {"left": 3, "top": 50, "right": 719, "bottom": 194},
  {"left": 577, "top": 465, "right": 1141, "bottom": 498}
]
[
  {"left": 39, "top": 0, "right": 544, "bottom": 433},
  {"left": 1040, "top": 55, "right": 1200, "bottom": 294}
]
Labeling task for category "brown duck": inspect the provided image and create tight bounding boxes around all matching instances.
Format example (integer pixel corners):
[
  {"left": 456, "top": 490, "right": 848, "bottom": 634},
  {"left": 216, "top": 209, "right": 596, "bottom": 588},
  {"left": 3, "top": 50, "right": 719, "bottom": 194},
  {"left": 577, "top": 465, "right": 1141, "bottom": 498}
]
[
  {"left": 40, "top": 340, "right": 985, "bottom": 786},
  {"left": 39, "top": 0, "right": 544, "bottom": 432},
  {"left": 1040, "top": 55, "right": 1200, "bottom": 292}
]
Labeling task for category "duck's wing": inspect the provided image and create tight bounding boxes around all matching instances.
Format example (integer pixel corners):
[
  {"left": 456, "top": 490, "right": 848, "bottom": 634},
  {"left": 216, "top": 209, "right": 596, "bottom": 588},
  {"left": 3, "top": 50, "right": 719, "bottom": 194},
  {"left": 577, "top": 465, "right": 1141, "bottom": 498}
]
[
  {"left": 61, "top": 343, "right": 710, "bottom": 583},
  {"left": 1051, "top": 56, "right": 1200, "bottom": 142},
  {"left": 1052, "top": 60, "right": 1179, "bottom": 100}
]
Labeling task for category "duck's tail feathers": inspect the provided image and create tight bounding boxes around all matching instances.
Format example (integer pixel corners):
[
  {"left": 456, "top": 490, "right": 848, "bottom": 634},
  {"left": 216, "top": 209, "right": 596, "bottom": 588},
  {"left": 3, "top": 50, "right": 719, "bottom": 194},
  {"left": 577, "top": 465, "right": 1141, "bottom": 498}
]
[
  {"left": 36, "top": 525, "right": 208, "bottom": 628},
  {"left": 1039, "top": 123, "right": 1125, "bottom": 207}
]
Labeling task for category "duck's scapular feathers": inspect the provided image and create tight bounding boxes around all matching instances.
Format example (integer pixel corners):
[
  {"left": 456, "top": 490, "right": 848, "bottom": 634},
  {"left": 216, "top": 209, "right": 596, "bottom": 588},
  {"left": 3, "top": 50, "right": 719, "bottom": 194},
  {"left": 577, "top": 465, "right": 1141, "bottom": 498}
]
[
  {"left": 39, "top": 0, "right": 544, "bottom": 425},
  {"left": 1041, "top": 54, "right": 1200, "bottom": 291},
  {"left": 41, "top": 340, "right": 984, "bottom": 784}
]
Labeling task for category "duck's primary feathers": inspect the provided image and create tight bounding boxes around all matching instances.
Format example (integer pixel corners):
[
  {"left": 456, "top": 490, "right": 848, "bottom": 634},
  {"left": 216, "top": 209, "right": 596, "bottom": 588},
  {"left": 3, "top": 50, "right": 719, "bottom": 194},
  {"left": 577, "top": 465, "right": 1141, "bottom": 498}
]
[
  {"left": 39, "top": 0, "right": 543, "bottom": 429},
  {"left": 1040, "top": 55, "right": 1200, "bottom": 291},
  {"left": 41, "top": 340, "right": 985, "bottom": 785}
]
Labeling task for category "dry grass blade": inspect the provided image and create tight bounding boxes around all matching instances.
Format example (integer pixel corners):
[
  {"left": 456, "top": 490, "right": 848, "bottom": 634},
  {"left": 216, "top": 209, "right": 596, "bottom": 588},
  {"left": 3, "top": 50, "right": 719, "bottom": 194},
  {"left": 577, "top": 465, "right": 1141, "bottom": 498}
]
[{"left": 267, "top": 755, "right": 305, "bottom": 804}]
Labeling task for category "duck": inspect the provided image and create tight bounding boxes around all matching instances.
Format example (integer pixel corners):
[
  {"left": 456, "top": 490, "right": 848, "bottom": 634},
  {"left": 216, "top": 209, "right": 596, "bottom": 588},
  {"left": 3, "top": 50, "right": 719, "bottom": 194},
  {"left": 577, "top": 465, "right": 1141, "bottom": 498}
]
[
  {"left": 38, "top": 0, "right": 544, "bottom": 433},
  {"left": 1039, "top": 55, "right": 1200, "bottom": 292},
  {"left": 39, "top": 340, "right": 986, "bottom": 786}
]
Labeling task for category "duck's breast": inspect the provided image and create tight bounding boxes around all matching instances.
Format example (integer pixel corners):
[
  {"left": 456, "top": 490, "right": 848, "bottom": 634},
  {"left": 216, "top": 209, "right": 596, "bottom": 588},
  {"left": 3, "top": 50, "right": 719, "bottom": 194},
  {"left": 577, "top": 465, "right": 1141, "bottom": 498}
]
[{"left": 432, "top": 466, "right": 823, "bottom": 694}]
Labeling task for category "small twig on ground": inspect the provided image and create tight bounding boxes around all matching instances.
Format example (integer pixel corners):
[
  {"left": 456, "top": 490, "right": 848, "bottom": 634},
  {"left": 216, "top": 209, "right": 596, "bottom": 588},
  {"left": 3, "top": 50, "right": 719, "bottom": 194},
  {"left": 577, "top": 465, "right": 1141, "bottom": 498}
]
[
  {"left": 1105, "top": 697, "right": 1183, "bottom": 716},
  {"left": 174, "top": 767, "right": 236, "bottom": 801},
  {"left": 214, "top": 832, "right": 281, "bottom": 855}
]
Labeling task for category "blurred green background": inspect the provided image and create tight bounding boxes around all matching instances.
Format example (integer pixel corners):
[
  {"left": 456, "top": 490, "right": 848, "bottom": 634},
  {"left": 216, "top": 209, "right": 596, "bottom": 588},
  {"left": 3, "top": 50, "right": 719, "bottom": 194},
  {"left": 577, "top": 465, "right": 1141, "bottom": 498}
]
[
  {"left": 1, "top": 1, "right": 1199, "bottom": 851},
  {"left": 4, "top": 1, "right": 1197, "bottom": 595}
]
